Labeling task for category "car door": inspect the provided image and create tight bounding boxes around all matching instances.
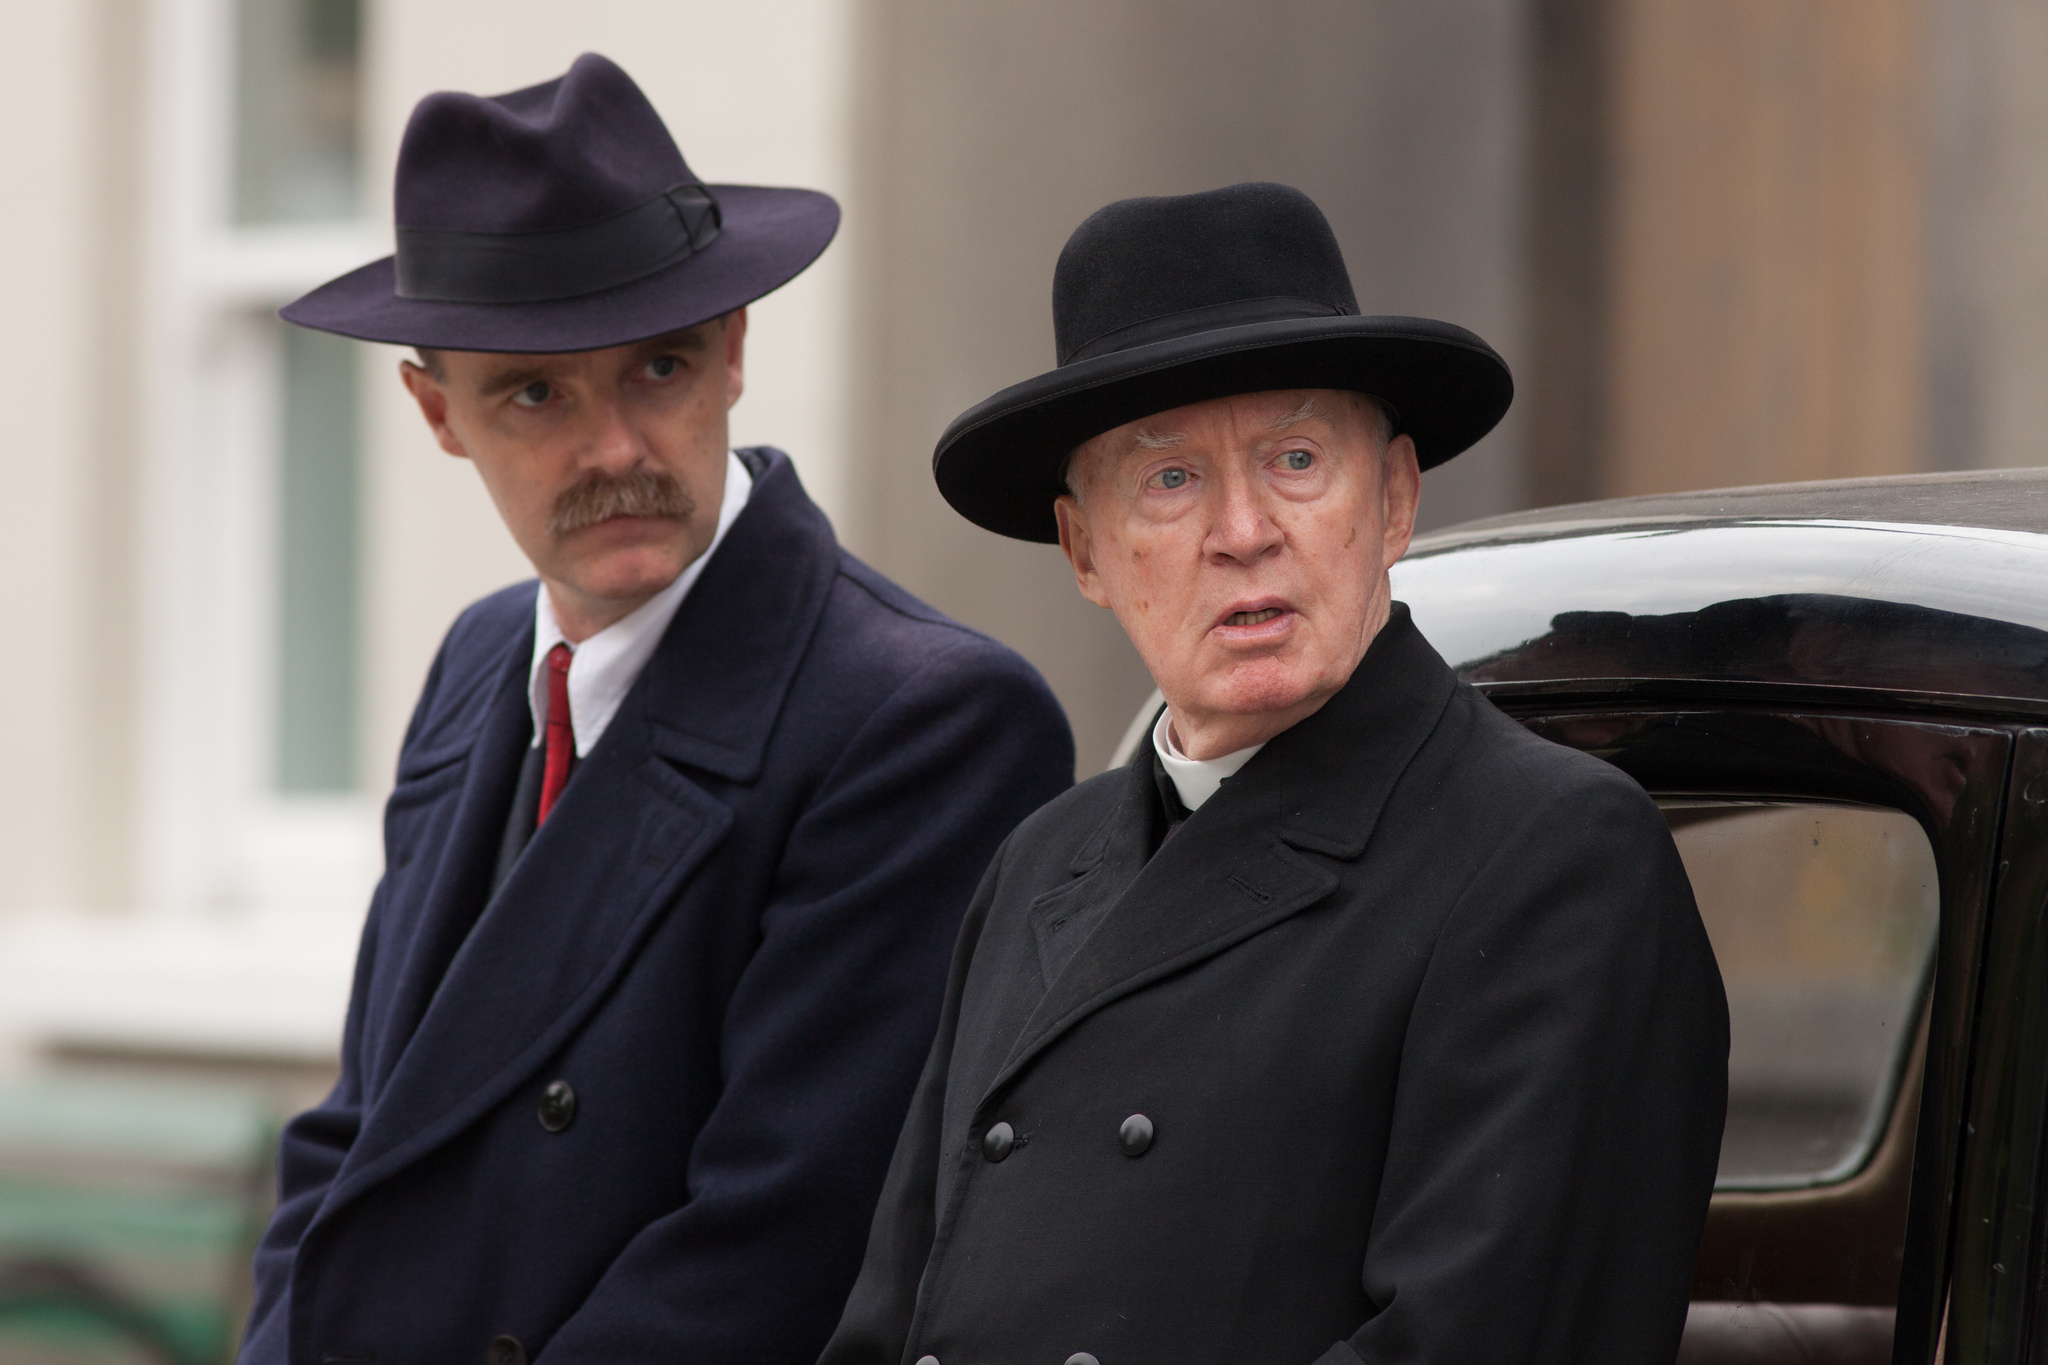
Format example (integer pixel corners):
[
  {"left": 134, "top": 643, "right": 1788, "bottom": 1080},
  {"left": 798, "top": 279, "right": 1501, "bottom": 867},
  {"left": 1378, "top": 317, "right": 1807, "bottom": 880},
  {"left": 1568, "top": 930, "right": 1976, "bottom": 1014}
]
[
  {"left": 1507, "top": 704, "right": 2010, "bottom": 1365},
  {"left": 1944, "top": 725, "right": 2048, "bottom": 1362}
]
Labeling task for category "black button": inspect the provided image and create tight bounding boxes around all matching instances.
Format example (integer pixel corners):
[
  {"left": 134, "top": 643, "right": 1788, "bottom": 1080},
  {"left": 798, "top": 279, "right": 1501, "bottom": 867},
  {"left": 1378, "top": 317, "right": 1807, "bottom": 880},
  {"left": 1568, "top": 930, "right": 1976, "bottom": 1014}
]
[
  {"left": 487, "top": 1336, "right": 527, "bottom": 1365},
  {"left": 1067, "top": 1354, "right": 1101, "bottom": 1365},
  {"left": 981, "top": 1121, "right": 1015, "bottom": 1162},
  {"left": 1118, "top": 1114, "right": 1153, "bottom": 1156},
  {"left": 538, "top": 1081, "right": 576, "bottom": 1133}
]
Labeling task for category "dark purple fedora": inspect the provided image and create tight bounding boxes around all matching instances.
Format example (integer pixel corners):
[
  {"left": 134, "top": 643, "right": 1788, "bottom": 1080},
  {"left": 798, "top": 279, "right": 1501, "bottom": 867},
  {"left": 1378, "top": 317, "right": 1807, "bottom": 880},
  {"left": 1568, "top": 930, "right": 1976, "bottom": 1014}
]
[
  {"left": 933, "top": 182, "right": 1513, "bottom": 543},
  {"left": 281, "top": 53, "right": 839, "bottom": 353}
]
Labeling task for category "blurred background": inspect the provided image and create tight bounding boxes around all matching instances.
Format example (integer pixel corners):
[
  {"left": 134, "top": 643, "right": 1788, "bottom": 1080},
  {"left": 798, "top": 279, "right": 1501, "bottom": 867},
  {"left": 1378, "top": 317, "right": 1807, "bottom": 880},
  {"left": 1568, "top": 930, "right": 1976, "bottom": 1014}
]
[{"left": 0, "top": 0, "right": 2041, "bottom": 1357}]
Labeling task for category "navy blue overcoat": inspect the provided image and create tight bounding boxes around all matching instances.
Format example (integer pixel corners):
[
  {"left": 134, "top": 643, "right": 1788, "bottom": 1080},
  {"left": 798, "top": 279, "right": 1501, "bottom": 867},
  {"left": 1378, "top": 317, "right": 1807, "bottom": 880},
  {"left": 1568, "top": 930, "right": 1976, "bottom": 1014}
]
[{"left": 238, "top": 448, "right": 1074, "bottom": 1365}]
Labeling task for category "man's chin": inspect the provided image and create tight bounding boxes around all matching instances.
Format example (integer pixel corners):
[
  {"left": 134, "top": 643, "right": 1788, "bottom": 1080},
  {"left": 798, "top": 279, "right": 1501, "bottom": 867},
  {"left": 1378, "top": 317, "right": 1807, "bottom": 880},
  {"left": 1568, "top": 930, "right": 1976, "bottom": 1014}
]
[
  {"left": 558, "top": 551, "right": 694, "bottom": 606},
  {"left": 1180, "top": 670, "right": 1330, "bottom": 724}
]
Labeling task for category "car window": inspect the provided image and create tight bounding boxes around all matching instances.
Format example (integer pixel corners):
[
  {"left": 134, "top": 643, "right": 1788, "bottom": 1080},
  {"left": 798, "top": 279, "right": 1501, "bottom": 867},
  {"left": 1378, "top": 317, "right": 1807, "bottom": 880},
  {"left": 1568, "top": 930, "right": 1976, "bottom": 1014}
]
[{"left": 1663, "top": 801, "right": 1938, "bottom": 1190}]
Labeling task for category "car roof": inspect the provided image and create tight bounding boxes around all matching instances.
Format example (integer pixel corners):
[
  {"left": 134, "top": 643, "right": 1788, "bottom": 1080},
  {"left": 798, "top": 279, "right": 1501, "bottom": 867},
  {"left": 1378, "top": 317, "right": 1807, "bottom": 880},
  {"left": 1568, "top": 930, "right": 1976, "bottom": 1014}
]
[
  {"left": 1417, "top": 466, "right": 2048, "bottom": 546},
  {"left": 1393, "top": 468, "right": 2048, "bottom": 716}
]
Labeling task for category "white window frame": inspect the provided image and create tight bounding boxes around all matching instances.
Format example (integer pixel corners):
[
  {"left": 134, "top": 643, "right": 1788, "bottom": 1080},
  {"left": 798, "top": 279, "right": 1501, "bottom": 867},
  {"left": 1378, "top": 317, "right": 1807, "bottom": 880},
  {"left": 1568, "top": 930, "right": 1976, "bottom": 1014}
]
[{"left": 138, "top": 0, "right": 385, "bottom": 921}]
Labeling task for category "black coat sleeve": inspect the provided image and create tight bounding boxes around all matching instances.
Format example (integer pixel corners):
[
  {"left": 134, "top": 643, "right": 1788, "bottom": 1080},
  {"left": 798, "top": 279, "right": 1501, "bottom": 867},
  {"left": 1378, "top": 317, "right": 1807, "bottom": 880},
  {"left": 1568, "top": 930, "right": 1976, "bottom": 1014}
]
[
  {"left": 532, "top": 643, "right": 1070, "bottom": 1363},
  {"left": 817, "top": 840, "right": 1006, "bottom": 1365},
  {"left": 1332, "top": 770, "right": 1728, "bottom": 1365}
]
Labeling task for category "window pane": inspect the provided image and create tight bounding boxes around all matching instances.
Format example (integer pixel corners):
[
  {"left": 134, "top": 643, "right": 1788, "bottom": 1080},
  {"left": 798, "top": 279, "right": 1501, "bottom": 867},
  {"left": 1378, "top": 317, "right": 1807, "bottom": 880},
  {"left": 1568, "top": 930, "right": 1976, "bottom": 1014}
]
[
  {"left": 233, "top": 0, "right": 362, "bottom": 223},
  {"left": 1663, "top": 801, "right": 1937, "bottom": 1189},
  {"left": 276, "top": 323, "right": 359, "bottom": 793}
]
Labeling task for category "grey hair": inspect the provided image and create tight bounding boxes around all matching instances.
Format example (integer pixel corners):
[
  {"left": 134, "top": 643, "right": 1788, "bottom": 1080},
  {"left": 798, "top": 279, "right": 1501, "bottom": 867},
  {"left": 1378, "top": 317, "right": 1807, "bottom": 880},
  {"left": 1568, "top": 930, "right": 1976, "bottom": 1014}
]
[{"left": 1359, "top": 395, "right": 1398, "bottom": 446}]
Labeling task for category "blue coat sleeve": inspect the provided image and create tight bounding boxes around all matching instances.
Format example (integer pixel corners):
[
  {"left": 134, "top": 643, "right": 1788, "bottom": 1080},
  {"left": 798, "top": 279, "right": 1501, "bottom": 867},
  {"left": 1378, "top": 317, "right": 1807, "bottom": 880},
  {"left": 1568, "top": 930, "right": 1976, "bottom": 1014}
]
[
  {"left": 235, "top": 894, "right": 380, "bottom": 1364},
  {"left": 237, "top": 636, "right": 454, "bottom": 1365},
  {"left": 534, "top": 640, "right": 1072, "bottom": 1363}
]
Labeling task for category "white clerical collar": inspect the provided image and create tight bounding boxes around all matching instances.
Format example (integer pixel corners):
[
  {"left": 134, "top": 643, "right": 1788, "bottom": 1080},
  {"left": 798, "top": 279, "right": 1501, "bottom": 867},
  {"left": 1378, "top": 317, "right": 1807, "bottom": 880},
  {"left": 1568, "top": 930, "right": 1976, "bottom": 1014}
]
[
  {"left": 1152, "top": 707, "right": 1265, "bottom": 812},
  {"left": 529, "top": 450, "right": 753, "bottom": 755}
]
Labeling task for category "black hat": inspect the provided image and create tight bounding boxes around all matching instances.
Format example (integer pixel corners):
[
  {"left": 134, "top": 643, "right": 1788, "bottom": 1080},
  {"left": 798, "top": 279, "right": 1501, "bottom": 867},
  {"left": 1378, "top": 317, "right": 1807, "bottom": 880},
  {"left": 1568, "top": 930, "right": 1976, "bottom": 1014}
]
[
  {"left": 280, "top": 53, "right": 839, "bottom": 353},
  {"left": 933, "top": 182, "right": 1513, "bottom": 542}
]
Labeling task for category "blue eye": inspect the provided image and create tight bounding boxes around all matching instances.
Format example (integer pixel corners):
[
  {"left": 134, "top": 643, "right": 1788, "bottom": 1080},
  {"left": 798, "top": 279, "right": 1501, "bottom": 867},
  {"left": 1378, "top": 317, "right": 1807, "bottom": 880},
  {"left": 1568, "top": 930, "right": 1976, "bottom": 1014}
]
[
  {"left": 513, "top": 381, "right": 551, "bottom": 407},
  {"left": 1156, "top": 468, "right": 1189, "bottom": 490},
  {"left": 647, "top": 355, "right": 679, "bottom": 379},
  {"left": 1281, "top": 450, "right": 1314, "bottom": 471}
]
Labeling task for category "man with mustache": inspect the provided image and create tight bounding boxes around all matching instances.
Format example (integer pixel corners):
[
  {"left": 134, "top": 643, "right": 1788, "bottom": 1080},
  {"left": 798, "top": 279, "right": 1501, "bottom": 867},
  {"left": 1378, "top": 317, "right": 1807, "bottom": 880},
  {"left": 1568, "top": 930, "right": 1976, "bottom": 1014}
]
[
  {"left": 236, "top": 56, "right": 1072, "bottom": 1365},
  {"left": 825, "top": 184, "right": 1727, "bottom": 1363}
]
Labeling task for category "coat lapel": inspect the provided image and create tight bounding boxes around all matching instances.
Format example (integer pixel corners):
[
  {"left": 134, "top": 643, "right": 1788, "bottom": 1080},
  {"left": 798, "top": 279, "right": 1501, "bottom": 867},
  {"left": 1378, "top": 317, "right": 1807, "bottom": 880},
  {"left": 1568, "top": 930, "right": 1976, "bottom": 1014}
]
[
  {"left": 361, "top": 623, "right": 535, "bottom": 1091},
  {"left": 322, "top": 448, "right": 842, "bottom": 1219},
  {"left": 980, "top": 606, "right": 1459, "bottom": 1107},
  {"left": 330, "top": 717, "right": 734, "bottom": 1212}
]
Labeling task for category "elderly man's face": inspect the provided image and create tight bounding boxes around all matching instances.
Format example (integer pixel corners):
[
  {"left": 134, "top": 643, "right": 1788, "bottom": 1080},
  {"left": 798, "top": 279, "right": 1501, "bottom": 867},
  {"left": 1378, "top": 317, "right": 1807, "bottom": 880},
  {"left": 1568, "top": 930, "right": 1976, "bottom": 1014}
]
[
  {"left": 1055, "top": 389, "right": 1421, "bottom": 760},
  {"left": 400, "top": 310, "right": 745, "bottom": 642}
]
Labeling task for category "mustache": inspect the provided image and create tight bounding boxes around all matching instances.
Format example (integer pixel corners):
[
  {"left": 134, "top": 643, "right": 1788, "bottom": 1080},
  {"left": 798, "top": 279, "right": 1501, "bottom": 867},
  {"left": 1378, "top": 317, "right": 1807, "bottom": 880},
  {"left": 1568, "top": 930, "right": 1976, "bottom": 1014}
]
[{"left": 546, "top": 468, "right": 696, "bottom": 536}]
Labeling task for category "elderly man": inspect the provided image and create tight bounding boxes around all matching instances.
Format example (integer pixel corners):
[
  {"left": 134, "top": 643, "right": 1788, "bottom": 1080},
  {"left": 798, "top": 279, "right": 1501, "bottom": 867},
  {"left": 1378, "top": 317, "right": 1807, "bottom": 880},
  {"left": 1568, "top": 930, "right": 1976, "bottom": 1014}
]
[
  {"left": 824, "top": 183, "right": 1727, "bottom": 1364},
  {"left": 236, "top": 55, "right": 1072, "bottom": 1365}
]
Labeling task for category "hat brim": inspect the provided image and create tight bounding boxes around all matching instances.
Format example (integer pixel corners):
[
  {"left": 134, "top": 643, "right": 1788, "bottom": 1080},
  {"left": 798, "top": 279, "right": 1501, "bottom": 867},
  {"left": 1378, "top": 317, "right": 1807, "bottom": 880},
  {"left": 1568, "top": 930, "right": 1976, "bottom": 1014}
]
[
  {"left": 279, "top": 185, "right": 839, "bottom": 352},
  {"left": 933, "top": 314, "right": 1514, "bottom": 543}
]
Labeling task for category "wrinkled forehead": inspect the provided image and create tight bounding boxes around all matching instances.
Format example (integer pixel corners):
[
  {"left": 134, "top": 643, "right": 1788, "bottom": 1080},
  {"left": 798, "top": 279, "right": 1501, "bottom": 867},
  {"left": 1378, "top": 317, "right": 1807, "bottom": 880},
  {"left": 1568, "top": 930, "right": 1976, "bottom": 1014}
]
[{"left": 1065, "top": 388, "right": 1383, "bottom": 487}]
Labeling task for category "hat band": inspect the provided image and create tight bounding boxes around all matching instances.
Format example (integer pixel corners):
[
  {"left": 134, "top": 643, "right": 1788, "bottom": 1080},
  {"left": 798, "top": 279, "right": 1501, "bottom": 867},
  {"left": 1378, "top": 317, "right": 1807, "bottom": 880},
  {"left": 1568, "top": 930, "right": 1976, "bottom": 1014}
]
[
  {"left": 1060, "top": 295, "right": 1351, "bottom": 365},
  {"left": 394, "top": 183, "right": 723, "bottom": 305}
]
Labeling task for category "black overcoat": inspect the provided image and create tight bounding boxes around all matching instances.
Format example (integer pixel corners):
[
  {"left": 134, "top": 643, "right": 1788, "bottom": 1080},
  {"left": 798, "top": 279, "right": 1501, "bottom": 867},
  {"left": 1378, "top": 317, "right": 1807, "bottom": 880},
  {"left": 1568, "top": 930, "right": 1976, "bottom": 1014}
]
[
  {"left": 824, "top": 606, "right": 1728, "bottom": 1365},
  {"left": 237, "top": 448, "right": 1074, "bottom": 1365}
]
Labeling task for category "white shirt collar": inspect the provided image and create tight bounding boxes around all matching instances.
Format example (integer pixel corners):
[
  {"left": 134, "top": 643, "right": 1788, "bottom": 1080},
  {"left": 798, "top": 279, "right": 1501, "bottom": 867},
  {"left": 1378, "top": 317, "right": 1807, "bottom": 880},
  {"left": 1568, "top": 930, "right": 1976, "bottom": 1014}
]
[
  {"left": 529, "top": 451, "right": 754, "bottom": 755},
  {"left": 1152, "top": 706, "right": 1265, "bottom": 812}
]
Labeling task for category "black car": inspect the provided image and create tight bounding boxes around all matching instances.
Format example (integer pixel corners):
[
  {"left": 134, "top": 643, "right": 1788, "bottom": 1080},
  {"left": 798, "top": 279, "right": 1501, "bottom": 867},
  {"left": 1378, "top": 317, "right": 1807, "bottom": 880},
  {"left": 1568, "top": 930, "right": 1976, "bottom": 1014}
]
[{"left": 1111, "top": 468, "right": 2048, "bottom": 1363}]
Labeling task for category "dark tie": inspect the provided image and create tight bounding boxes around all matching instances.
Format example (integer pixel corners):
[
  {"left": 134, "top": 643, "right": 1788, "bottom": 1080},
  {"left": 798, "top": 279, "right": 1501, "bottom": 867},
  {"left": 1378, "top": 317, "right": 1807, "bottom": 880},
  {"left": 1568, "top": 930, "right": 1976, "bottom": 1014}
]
[{"left": 538, "top": 642, "right": 575, "bottom": 826}]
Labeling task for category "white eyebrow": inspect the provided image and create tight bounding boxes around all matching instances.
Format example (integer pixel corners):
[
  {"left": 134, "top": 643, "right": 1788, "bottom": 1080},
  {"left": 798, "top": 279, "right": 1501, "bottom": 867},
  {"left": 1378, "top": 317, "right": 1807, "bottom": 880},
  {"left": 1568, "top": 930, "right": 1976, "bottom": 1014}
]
[
  {"left": 1265, "top": 397, "right": 1318, "bottom": 431},
  {"left": 1130, "top": 427, "right": 1187, "bottom": 451}
]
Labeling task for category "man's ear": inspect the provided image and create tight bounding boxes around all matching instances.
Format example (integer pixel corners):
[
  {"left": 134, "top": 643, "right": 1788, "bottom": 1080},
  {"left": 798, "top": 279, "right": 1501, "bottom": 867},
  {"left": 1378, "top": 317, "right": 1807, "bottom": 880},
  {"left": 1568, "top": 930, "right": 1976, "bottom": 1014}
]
[
  {"left": 722, "top": 307, "right": 748, "bottom": 409},
  {"left": 1054, "top": 495, "right": 1113, "bottom": 609},
  {"left": 399, "top": 359, "right": 470, "bottom": 460},
  {"left": 1379, "top": 433, "right": 1422, "bottom": 568}
]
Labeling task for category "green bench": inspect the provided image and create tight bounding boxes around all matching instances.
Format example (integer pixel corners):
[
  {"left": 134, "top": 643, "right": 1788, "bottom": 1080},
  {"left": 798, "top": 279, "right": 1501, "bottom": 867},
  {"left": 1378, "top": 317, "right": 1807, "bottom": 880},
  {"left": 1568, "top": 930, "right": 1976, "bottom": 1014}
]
[{"left": 0, "top": 1076, "right": 276, "bottom": 1364}]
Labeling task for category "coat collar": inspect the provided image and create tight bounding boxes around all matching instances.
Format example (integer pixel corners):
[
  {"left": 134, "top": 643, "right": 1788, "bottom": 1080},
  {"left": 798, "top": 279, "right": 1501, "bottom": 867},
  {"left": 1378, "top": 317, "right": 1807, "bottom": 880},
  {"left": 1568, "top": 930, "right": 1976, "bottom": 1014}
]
[
  {"left": 321, "top": 447, "right": 840, "bottom": 1220},
  {"left": 981, "top": 604, "right": 1458, "bottom": 1106},
  {"left": 631, "top": 447, "right": 841, "bottom": 782},
  {"left": 1261, "top": 602, "right": 1460, "bottom": 858}
]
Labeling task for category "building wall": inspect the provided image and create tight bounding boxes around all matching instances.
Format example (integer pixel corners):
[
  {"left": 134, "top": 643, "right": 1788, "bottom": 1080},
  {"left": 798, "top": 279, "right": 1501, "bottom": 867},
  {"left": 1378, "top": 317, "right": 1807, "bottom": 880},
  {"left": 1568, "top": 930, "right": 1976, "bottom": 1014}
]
[
  {"left": 1527, "top": 0, "right": 1930, "bottom": 504},
  {"left": 845, "top": 0, "right": 1531, "bottom": 771},
  {"left": 1928, "top": 0, "right": 2048, "bottom": 472},
  {"left": 1603, "top": 0, "right": 1926, "bottom": 496},
  {"left": 2, "top": 0, "right": 2046, "bottom": 1063},
  {"left": 0, "top": 0, "right": 146, "bottom": 914}
]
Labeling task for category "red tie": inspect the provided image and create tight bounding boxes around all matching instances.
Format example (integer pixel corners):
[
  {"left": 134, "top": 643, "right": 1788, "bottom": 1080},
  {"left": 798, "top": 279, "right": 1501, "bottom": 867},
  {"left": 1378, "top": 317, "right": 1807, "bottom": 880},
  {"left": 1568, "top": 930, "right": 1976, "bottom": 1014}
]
[{"left": 538, "top": 642, "right": 575, "bottom": 826}]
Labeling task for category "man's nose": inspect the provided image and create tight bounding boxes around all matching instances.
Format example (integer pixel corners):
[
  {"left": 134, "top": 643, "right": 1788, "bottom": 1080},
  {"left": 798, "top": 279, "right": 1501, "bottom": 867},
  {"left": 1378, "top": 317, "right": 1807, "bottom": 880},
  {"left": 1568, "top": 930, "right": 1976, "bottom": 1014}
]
[
  {"left": 583, "top": 397, "right": 649, "bottom": 472},
  {"left": 1207, "top": 477, "right": 1284, "bottom": 563}
]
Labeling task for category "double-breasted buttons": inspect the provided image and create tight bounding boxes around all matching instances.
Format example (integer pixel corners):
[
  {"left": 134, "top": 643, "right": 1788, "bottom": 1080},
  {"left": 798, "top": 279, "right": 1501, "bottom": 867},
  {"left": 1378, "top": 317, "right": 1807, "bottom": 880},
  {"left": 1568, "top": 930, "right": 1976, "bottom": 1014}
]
[
  {"left": 1118, "top": 1113, "right": 1154, "bottom": 1156},
  {"left": 487, "top": 1335, "right": 527, "bottom": 1365},
  {"left": 981, "top": 1121, "right": 1016, "bottom": 1162},
  {"left": 1066, "top": 1353, "right": 1100, "bottom": 1365},
  {"left": 538, "top": 1080, "right": 577, "bottom": 1133}
]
